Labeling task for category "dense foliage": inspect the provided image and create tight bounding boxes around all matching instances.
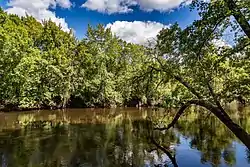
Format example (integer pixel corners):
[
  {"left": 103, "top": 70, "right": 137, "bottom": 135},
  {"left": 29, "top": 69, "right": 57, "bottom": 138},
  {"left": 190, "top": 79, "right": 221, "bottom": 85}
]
[
  {"left": 152, "top": 0, "right": 250, "bottom": 105},
  {"left": 0, "top": 8, "right": 168, "bottom": 110}
]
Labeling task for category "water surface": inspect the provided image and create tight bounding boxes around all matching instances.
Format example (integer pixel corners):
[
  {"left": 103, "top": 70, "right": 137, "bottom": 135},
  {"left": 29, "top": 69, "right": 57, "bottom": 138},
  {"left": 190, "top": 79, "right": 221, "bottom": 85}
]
[{"left": 0, "top": 108, "right": 249, "bottom": 167}]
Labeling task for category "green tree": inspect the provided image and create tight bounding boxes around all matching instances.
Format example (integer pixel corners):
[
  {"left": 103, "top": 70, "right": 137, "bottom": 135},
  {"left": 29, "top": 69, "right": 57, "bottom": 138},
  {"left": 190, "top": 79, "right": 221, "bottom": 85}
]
[
  {"left": 153, "top": 0, "right": 250, "bottom": 149},
  {"left": 0, "top": 10, "right": 77, "bottom": 109}
]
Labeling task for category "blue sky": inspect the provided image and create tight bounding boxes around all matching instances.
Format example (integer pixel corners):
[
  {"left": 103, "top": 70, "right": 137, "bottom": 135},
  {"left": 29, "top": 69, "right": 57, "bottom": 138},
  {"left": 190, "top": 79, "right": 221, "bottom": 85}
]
[{"left": 1, "top": 0, "right": 200, "bottom": 44}]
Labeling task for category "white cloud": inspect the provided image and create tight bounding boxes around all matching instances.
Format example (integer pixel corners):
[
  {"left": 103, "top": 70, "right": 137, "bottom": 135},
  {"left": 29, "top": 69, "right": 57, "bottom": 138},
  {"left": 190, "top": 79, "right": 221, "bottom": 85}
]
[
  {"left": 212, "top": 39, "right": 231, "bottom": 48},
  {"left": 56, "top": 0, "right": 72, "bottom": 8},
  {"left": 82, "top": 0, "right": 136, "bottom": 14},
  {"left": 137, "top": 0, "right": 192, "bottom": 12},
  {"left": 81, "top": 0, "right": 192, "bottom": 14},
  {"left": 106, "top": 21, "right": 168, "bottom": 45},
  {"left": 6, "top": 0, "right": 72, "bottom": 32},
  {"left": 106, "top": 21, "right": 232, "bottom": 47}
]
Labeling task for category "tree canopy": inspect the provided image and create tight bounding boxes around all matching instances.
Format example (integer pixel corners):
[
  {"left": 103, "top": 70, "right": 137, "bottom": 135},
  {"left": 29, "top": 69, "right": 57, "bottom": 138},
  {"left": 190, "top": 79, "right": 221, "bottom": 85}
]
[
  {"left": 0, "top": 9, "right": 168, "bottom": 110},
  {"left": 152, "top": 0, "right": 250, "bottom": 149},
  {"left": 0, "top": 0, "right": 249, "bottom": 113}
]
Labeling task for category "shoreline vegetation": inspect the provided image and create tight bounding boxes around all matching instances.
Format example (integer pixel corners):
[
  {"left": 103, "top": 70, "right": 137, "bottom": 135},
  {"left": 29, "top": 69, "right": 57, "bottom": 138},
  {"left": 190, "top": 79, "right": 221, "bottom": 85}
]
[
  {"left": 1, "top": 1, "right": 250, "bottom": 112},
  {"left": 1, "top": 0, "right": 250, "bottom": 148},
  {"left": 0, "top": 100, "right": 246, "bottom": 112},
  {"left": 0, "top": 7, "right": 179, "bottom": 111}
]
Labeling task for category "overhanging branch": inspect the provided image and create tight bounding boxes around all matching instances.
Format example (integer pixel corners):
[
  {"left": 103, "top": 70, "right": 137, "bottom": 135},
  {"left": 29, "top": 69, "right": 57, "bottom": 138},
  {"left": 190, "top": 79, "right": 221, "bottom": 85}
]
[
  {"left": 173, "top": 75, "right": 202, "bottom": 99},
  {"left": 155, "top": 99, "right": 250, "bottom": 150}
]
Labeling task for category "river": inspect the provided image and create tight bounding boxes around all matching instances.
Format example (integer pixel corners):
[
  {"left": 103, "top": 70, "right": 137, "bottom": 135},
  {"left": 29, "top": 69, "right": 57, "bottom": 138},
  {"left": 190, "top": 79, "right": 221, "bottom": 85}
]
[{"left": 0, "top": 107, "right": 249, "bottom": 167}]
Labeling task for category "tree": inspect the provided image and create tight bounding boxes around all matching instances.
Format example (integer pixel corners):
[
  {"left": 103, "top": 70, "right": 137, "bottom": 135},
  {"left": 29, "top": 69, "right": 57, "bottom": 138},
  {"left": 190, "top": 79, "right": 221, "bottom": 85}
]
[
  {"left": 0, "top": 10, "right": 77, "bottom": 109},
  {"left": 153, "top": 0, "right": 250, "bottom": 149}
]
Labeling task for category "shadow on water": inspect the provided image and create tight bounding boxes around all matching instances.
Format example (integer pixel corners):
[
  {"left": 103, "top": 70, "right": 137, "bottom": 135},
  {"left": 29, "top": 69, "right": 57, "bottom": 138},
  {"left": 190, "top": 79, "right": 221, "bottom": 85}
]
[{"left": 0, "top": 107, "right": 249, "bottom": 167}]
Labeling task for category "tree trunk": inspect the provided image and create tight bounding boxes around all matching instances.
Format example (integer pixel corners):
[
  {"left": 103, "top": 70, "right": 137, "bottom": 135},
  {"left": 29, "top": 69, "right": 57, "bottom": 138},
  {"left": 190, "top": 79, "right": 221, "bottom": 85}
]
[
  {"left": 224, "top": 0, "right": 250, "bottom": 38},
  {"left": 156, "top": 99, "right": 250, "bottom": 150}
]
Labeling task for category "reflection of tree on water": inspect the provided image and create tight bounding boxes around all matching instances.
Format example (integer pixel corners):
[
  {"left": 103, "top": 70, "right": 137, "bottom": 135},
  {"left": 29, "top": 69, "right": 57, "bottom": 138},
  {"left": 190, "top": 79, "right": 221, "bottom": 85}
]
[
  {"left": 180, "top": 114, "right": 237, "bottom": 166},
  {"left": 0, "top": 110, "right": 178, "bottom": 167},
  {"left": 154, "top": 107, "right": 250, "bottom": 167},
  {"left": 223, "top": 146, "right": 236, "bottom": 166},
  {"left": 0, "top": 108, "right": 249, "bottom": 167},
  {"left": 247, "top": 149, "right": 250, "bottom": 163}
]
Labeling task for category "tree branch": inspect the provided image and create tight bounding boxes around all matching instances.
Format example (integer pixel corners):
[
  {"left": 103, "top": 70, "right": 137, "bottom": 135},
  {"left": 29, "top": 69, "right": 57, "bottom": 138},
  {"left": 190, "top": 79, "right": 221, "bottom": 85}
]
[
  {"left": 150, "top": 137, "right": 179, "bottom": 167},
  {"left": 215, "top": 39, "right": 250, "bottom": 65},
  {"left": 224, "top": 0, "right": 250, "bottom": 38},
  {"left": 154, "top": 101, "right": 191, "bottom": 131},
  {"left": 196, "top": 17, "right": 226, "bottom": 60},
  {"left": 155, "top": 99, "right": 250, "bottom": 150},
  {"left": 146, "top": 119, "right": 179, "bottom": 167},
  {"left": 206, "top": 80, "right": 224, "bottom": 111},
  {"left": 173, "top": 75, "right": 202, "bottom": 99}
]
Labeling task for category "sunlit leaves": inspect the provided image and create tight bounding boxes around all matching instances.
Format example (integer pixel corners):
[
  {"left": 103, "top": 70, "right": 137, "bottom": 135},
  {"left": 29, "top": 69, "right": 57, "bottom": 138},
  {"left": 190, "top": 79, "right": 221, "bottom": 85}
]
[{"left": 154, "top": 0, "right": 250, "bottom": 105}]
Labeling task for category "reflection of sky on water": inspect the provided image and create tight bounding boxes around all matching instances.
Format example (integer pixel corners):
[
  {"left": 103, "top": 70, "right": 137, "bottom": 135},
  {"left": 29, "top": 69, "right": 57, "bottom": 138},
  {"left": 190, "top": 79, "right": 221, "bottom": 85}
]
[
  {"left": 0, "top": 128, "right": 250, "bottom": 167},
  {"left": 174, "top": 135, "right": 250, "bottom": 167},
  {"left": 144, "top": 150, "right": 172, "bottom": 167}
]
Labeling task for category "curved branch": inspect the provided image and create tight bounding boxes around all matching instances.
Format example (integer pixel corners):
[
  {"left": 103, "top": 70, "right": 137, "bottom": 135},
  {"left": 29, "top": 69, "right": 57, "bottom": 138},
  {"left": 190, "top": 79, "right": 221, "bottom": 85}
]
[
  {"left": 150, "top": 137, "right": 178, "bottom": 167},
  {"left": 173, "top": 75, "right": 202, "bottom": 99},
  {"left": 155, "top": 102, "right": 191, "bottom": 131},
  {"left": 145, "top": 119, "right": 179, "bottom": 167},
  {"left": 155, "top": 99, "right": 250, "bottom": 150}
]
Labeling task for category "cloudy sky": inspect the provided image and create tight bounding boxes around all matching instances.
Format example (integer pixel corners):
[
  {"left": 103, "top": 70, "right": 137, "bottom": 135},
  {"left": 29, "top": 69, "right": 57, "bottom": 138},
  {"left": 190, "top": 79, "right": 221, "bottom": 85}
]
[{"left": 0, "top": 0, "right": 200, "bottom": 44}]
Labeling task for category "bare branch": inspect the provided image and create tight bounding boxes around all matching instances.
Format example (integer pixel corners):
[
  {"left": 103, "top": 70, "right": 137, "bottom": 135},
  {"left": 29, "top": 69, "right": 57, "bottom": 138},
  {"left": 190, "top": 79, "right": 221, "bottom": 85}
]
[{"left": 154, "top": 101, "right": 191, "bottom": 131}]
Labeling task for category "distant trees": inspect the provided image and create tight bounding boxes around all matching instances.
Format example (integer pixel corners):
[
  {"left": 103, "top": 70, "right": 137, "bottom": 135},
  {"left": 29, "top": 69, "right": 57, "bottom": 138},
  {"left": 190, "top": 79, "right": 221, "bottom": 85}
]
[
  {"left": 0, "top": 9, "right": 168, "bottom": 110},
  {"left": 0, "top": 0, "right": 249, "bottom": 118}
]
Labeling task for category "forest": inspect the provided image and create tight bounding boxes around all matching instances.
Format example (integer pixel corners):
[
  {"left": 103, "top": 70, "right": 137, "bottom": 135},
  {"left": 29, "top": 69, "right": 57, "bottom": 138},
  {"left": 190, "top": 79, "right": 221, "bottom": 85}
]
[
  {"left": 0, "top": 0, "right": 249, "bottom": 112},
  {"left": 0, "top": 7, "right": 173, "bottom": 110}
]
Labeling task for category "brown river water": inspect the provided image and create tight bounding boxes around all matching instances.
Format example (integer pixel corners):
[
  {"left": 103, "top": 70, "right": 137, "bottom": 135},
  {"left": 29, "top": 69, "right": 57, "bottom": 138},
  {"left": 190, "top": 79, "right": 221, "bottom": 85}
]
[{"left": 0, "top": 107, "right": 249, "bottom": 167}]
